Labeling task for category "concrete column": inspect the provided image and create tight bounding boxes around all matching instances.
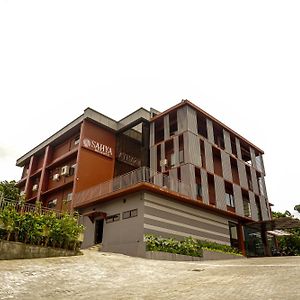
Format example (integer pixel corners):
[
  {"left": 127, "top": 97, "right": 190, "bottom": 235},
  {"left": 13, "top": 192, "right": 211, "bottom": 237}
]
[{"left": 150, "top": 122, "right": 155, "bottom": 147}]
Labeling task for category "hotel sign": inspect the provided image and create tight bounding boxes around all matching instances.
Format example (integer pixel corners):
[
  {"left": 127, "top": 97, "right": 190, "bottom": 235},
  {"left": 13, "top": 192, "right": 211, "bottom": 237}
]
[
  {"left": 82, "top": 138, "right": 113, "bottom": 158},
  {"left": 118, "top": 152, "right": 141, "bottom": 167}
]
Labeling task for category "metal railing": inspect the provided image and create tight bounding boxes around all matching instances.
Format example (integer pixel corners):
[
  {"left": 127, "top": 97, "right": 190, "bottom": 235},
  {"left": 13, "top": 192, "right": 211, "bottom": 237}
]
[
  {"left": 0, "top": 198, "right": 66, "bottom": 219},
  {"left": 74, "top": 166, "right": 195, "bottom": 205}
]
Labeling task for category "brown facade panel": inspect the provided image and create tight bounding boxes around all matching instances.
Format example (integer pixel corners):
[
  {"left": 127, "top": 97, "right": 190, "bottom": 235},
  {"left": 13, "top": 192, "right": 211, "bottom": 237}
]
[
  {"left": 223, "top": 129, "right": 232, "bottom": 154},
  {"left": 200, "top": 169, "right": 210, "bottom": 205},
  {"left": 214, "top": 175, "right": 226, "bottom": 210},
  {"left": 233, "top": 184, "right": 244, "bottom": 217},
  {"left": 249, "top": 191, "right": 258, "bottom": 221},
  {"left": 204, "top": 140, "right": 214, "bottom": 173},
  {"left": 206, "top": 119, "right": 214, "bottom": 144},
  {"left": 237, "top": 160, "right": 248, "bottom": 190},
  {"left": 221, "top": 151, "right": 233, "bottom": 182}
]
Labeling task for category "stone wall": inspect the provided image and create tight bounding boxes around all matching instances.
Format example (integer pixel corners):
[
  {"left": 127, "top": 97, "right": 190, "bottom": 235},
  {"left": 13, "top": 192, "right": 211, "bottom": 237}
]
[{"left": 0, "top": 240, "right": 81, "bottom": 260}]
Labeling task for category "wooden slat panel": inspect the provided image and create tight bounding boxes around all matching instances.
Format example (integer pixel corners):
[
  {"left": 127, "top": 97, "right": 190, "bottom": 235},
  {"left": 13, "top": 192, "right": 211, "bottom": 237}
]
[
  {"left": 223, "top": 129, "right": 232, "bottom": 154},
  {"left": 221, "top": 151, "right": 232, "bottom": 182},
  {"left": 204, "top": 140, "right": 214, "bottom": 173},
  {"left": 233, "top": 184, "right": 244, "bottom": 216},
  {"left": 214, "top": 175, "right": 226, "bottom": 210},
  {"left": 206, "top": 119, "right": 214, "bottom": 144}
]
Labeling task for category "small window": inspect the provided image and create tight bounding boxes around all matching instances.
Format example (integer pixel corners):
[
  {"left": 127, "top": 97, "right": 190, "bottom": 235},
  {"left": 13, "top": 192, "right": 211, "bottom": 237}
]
[
  {"left": 179, "top": 150, "right": 184, "bottom": 164},
  {"left": 122, "top": 209, "right": 138, "bottom": 219},
  {"left": 225, "top": 193, "right": 235, "bottom": 207},
  {"left": 66, "top": 193, "right": 72, "bottom": 202},
  {"left": 170, "top": 153, "right": 176, "bottom": 167},
  {"left": 74, "top": 136, "right": 80, "bottom": 145},
  {"left": 48, "top": 199, "right": 57, "bottom": 209},
  {"left": 196, "top": 184, "right": 202, "bottom": 198},
  {"left": 106, "top": 213, "right": 120, "bottom": 223}
]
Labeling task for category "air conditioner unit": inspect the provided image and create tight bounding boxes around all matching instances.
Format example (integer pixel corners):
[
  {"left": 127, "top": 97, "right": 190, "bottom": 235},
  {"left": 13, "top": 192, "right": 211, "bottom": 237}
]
[
  {"left": 53, "top": 173, "right": 60, "bottom": 181},
  {"left": 61, "top": 165, "right": 70, "bottom": 176},
  {"left": 160, "top": 159, "right": 168, "bottom": 167},
  {"left": 32, "top": 184, "right": 38, "bottom": 192}
]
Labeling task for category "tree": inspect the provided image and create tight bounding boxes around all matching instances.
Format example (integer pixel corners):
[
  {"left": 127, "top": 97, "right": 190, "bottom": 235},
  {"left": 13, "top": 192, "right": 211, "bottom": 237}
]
[
  {"left": 294, "top": 205, "right": 300, "bottom": 214},
  {"left": 0, "top": 181, "right": 20, "bottom": 200}
]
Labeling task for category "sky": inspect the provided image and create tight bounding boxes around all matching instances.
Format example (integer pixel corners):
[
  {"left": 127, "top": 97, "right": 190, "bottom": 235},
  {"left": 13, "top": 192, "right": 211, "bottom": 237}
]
[{"left": 0, "top": 1, "right": 299, "bottom": 215}]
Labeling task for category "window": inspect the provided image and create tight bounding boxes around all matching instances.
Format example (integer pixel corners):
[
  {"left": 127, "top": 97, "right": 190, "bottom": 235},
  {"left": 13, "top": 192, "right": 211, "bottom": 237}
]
[
  {"left": 74, "top": 136, "right": 80, "bottom": 145},
  {"left": 122, "top": 209, "right": 138, "bottom": 219},
  {"left": 48, "top": 199, "right": 57, "bottom": 209},
  {"left": 243, "top": 199, "right": 251, "bottom": 217},
  {"left": 229, "top": 222, "right": 239, "bottom": 249},
  {"left": 66, "top": 193, "right": 72, "bottom": 202},
  {"left": 196, "top": 184, "right": 202, "bottom": 198},
  {"left": 170, "top": 153, "right": 176, "bottom": 167},
  {"left": 106, "top": 214, "right": 120, "bottom": 223},
  {"left": 225, "top": 193, "right": 235, "bottom": 207},
  {"left": 179, "top": 150, "right": 184, "bottom": 164},
  {"left": 242, "top": 190, "right": 251, "bottom": 217}
]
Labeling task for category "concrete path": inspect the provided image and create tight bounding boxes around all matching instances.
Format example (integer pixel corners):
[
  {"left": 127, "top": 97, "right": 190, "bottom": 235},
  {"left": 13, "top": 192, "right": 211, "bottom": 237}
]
[{"left": 0, "top": 250, "right": 299, "bottom": 299}]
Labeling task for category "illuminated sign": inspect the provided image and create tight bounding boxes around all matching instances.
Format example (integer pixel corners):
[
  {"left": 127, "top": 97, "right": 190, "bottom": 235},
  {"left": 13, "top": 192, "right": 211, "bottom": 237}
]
[{"left": 82, "top": 138, "right": 113, "bottom": 158}]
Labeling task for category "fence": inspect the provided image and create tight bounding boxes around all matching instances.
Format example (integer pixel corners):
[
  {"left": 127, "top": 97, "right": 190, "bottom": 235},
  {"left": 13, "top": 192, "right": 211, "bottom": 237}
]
[
  {"left": 74, "top": 166, "right": 195, "bottom": 206},
  {"left": 0, "top": 198, "right": 68, "bottom": 219}
]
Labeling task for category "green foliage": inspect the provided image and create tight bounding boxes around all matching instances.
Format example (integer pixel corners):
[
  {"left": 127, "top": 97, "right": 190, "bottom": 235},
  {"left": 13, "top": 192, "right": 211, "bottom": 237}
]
[
  {"left": 272, "top": 210, "right": 300, "bottom": 256},
  {"left": 0, "top": 181, "right": 20, "bottom": 201},
  {"left": 144, "top": 234, "right": 241, "bottom": 257},
  {"left": 0, "top": 202, "right": 84, "bottom": 251},
  {"left": 294, "top": 205, "right": 300, "bottom": 214}
]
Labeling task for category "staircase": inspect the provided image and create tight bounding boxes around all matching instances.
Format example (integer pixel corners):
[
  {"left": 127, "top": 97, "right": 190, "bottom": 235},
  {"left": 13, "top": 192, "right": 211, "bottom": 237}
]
[{"left": 88, "top": 243, "right": 102, "bottom": 252}]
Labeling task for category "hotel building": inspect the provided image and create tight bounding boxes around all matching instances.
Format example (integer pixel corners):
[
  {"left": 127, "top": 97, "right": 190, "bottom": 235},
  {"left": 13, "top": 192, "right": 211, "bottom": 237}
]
[{"left": 16, "top": 100, "right": 272, "bottom": 257}]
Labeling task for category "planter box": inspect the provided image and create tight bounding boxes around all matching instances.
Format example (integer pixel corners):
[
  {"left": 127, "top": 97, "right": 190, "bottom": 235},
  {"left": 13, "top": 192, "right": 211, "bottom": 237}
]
[
  {"left": 146, "top": 251, "right": 203, "bottom": 261},
  {"left": 146, "top": 250, "right": 244, "bottom": 261},
  {"left": 0, "top": 240, "right": 81, "bottom": 260},
  {"left": 202, "top": 249, "right": 244, "bottom": 260}
]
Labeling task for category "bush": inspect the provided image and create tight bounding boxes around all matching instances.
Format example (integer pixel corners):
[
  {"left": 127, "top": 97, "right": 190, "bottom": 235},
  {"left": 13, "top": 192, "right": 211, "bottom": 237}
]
[
  {"left": 0, "top": 202, "right": 84, "bottom": 251},
  {"left": 145, "top": 234, "right": 242, "bottom": 257}
]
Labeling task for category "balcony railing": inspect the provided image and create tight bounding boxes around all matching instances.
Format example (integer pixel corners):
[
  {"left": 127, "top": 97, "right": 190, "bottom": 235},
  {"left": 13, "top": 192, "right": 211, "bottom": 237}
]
[
  {"left": 0, "top": 198, "right": 68, "bottom": 219},
  {"left": 74, "top": 167, "right": 195, "bottom": 206}
]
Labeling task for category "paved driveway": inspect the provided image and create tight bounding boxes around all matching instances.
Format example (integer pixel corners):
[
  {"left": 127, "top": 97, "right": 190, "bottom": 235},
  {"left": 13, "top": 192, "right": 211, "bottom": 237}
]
[{"left": 0, "top": 250, "right": 300, "bottom": 299}]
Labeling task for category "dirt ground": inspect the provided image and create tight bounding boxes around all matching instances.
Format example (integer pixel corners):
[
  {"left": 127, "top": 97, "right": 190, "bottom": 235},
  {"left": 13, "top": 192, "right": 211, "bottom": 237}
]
[{"left": 1, "top": 250, "right": 300, "bottom": 300}]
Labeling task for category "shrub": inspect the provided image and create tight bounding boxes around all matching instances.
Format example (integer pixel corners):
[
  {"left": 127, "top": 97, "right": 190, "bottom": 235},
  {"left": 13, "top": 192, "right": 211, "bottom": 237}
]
[
  {"left": 0, "top": 202, "right": 84, "bottom": 251},
  {"left": 144, "top": 234, "right": 242, "bottom": 257}
]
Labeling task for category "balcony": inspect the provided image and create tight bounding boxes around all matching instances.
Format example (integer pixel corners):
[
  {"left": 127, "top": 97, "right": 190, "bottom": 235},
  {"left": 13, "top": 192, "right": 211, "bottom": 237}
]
[{"left": 73, "top": 167, "right": 194, "bottom": 207}]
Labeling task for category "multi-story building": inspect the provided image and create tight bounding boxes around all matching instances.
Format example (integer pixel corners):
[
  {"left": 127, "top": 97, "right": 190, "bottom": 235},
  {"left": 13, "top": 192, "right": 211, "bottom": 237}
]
[{"left": 16, "top": 100, "right": 272, "bottom": 257}]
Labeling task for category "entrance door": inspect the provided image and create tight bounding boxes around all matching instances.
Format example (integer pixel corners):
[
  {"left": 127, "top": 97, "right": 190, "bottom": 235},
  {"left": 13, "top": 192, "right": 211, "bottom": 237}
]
[{"left": 94, "top": 219, "right": 104, "bottom": 244}]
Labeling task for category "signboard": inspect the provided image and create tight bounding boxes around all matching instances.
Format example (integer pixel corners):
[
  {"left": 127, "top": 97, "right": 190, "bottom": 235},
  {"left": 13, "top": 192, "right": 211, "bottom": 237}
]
[
  {"left": 82, "top": 138, "right": 113, "bottom": 158},
  {"left": 117, "top": 152, "right": 141, "bottom": 167}
]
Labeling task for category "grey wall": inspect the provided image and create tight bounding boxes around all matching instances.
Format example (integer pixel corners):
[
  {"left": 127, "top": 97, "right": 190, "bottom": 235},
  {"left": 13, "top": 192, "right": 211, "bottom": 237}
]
[
  {"left": 80, "top": 192, "right": 145, "bottom": 257},
  {"left": 143, "top": 192, "right": 234, "bottom": 245}
]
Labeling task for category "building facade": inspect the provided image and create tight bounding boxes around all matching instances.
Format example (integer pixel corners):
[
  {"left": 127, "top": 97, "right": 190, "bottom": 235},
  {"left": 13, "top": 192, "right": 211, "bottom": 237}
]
[{"left": 16, "top": 100, "right": 272, "bottom": 257}]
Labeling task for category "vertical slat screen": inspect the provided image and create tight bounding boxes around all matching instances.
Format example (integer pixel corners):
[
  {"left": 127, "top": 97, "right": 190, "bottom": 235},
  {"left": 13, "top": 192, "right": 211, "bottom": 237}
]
[
  {"left": 235, "top": 137, "right": 242, "bottom": 160},
  {"left": 260, "top": 196, "right": 269, "bottom": 220},
  {"left": 150, "top": 146, "right": 157, "bottom": 172},
  {"left": 150, "top": 122, "right": 155, "bottom": 147},
  {"left": 201, "top": 168, "right": 210, "bottom": 205},
  {"left": 250, "top": 148, "right": 257, "bottom": 169},
  {"left": 214, "top": 175, "right": 226, "bottom": 210},
  {"left": 250, "top": 167, "right": 259, "bottom": 194},
  {"left": 164, "top": 114, "right": 170, "bottom": 140},
  {"left": 173, "top": 135, "right": 179, "bottom": 167},
  {"left": 177, "top": 106, "right": 187, "bottom": 134},
  {"left": 221, "top": 151, "right": 233, "bottom": 182},
  {"left": 233, "top": 184, "right": 244, "bottom": 216},
  {"left": 187, "top": 132, "right": 201, "bottom": 167},
  {"left": 237, "top": 160, "right": 248, "bottom": 189},
  {"left": 160, "top": 142, "right": 165, "bottom": 172},
  {"left": 249, "top": 191, "right": 258, "bottom": 221},
  {"left": 187, "top": 106, "right": 198, "bottom": 134},
  {"left": 204, "top": 140, "right": 214, "bottom": 173},
  {"left": 206, "top": 119, "right": 214, "bottom": 144},
  {"left": 223, "top": 129, "right": 232, "bottom": 154}
]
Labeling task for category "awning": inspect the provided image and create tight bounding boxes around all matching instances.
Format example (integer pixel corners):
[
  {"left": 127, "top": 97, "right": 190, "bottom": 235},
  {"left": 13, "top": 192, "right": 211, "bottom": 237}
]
[
  {"left": 267, "top": 230, "right": 291, "bottom": 237},
  {"left": 83, "top": 210, "right": 107, "bottom": 223},
  {"left": 247, "top": 217, "right": 300, "bottom": 231}
]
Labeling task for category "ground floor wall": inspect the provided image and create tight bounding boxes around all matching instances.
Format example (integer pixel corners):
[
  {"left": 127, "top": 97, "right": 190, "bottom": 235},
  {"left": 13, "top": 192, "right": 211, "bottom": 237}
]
[
  {"left": 143, "top": 192, "right": 236, "bottom": 246},
  {"left": 79, "top": 191, "right": 242, "bottom": 257},
  {"left": 79, "top": 192, "right": 145, "bottom": 257}
]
